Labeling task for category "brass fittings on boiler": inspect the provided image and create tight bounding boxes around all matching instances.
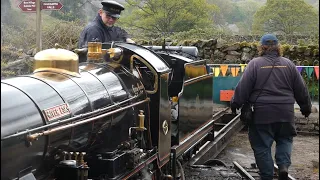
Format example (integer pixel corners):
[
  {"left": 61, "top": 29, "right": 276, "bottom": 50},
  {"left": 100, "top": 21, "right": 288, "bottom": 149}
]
[
  {"left": 62, "top": 151, "right": 86, "bottom": 166},
  {"left": 137, "top": 110, "right": 146, "bottom": 131},
  {"left": 128, "top": 110, "right": 147, "bottom": 138},
  {"left": 87, "top": 41, "right": 103, "bottom": 62}
]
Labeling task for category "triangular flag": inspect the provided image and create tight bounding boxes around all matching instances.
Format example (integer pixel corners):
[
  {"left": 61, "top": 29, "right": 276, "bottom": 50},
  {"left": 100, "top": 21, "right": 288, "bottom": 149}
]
[
  {"left": 213, "top": 67, "right": 220, "bottom": 77},
  {"left": 206, "top": 66, "right": 211, "bottom": 74},
  {"left": 203, "top": 66, "right": 207, "bottom": 74},
  {"left": 314, "top": 66, "right": 319, "bottom": 80},
  {"left": 305, "top": 67, "right": 314, "bottom": 79},
  {"left": 220, "top": 65, "right": 228, "bottom": 76},
  {"left": 230, "top": 67, "right": 240, "bottom": 77},
  {"left": 296, "top": 66, "right": 303, "bottom": 73},
  {"left": 240, "top": 64, "right": 246, "bottom": 72}
]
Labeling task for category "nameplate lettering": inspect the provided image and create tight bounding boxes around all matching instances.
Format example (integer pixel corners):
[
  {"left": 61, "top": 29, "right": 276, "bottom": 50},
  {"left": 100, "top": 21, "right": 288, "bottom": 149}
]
[{"left": 43, "top": 103, "right": 71, "bottom": 121}]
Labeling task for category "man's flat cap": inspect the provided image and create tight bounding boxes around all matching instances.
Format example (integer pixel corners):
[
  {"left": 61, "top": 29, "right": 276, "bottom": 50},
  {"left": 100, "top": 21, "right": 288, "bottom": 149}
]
[{"left": 101, "top": 0, "right": 125, "bottom": 18}]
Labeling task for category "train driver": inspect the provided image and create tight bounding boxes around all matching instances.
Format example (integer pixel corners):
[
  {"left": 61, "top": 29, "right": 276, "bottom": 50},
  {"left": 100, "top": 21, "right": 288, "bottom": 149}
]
[{"left": 78, "top": 0, "right": 135, "bottom": 49}]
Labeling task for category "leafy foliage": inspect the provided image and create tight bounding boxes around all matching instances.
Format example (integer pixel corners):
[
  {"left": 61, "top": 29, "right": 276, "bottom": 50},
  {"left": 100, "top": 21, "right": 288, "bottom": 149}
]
[
  {"left": 120, "top": 0, "right": 218, "bottom": 37},
  {"left": 234, "top": 0, "right": 264, "bottom": 34},
  {"left": 49, "top": 0, "right": 98, "bottom": 22},
  {"left": 207, "top": 0, "right": 263, "bottom": 34},
  {"left": 252, "top": 0, "right": 319, "bottom": 35},
  {"left": 42, "top": 20, "right": 84, "bottom": 50},
  {"left": 1, "top": 46, "right": 17, "bottom": 78},
  {"left": 1, "top": 23, "right": 36, "bottom": 50}
]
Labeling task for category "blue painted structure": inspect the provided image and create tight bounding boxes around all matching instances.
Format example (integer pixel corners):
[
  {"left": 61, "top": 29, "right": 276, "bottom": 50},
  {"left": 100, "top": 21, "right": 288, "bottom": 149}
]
[{"left": 212, "top": 76, "right": 241, "bottom": 104}]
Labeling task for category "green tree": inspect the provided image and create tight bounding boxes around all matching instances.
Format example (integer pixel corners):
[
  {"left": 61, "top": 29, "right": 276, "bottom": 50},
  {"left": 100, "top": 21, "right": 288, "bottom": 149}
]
[
  {"left": 252, "top": 0, "right": 318, "bottom": 35},
  {"left": 235, "top": 0, "right": 263, "bottom": 34},
  {"left": 207, "top": 0, "right": 234, "bottom": 25},
  {"left": 121, "top": 0, "right": 217, "bottom": 36},
  {"left": 207, "top": 0, "right": 263, "bottom": 35},
  {"left": 49, "top": 0, "right": 98, "bottom": 22}
]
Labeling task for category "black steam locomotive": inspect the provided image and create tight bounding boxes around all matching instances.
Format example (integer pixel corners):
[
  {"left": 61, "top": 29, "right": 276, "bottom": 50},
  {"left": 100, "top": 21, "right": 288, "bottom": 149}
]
[{"left": 1, "top": 42, "right": 215, "bottom": 180}]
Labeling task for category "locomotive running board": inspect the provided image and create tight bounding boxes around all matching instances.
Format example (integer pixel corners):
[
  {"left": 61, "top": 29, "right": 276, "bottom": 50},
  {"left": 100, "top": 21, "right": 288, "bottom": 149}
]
[{"left": 189, "top": 113, "right": 243, "bottom": 166}]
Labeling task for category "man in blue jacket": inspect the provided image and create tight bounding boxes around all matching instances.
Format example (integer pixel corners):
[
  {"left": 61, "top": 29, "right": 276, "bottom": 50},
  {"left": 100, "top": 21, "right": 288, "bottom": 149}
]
[
  {"left": 231, "top": 34, "right": 312, "bottom": 180},
  {"left": 78, "top": 0, "right": 135, "bottom": 49}
]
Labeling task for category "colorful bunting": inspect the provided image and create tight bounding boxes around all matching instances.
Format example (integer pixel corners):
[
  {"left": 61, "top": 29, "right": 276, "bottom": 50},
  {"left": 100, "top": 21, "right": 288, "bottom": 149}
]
[
  {"left": 240, "top": 64, "right": 246, "bottom": 72},
  {"left": 230, "top": 67, "right": 240, "bottom": 77},
  {"left": 220, "top": 65, "right": 228, "bottom": 77},
  {"left": 314, "top": 66, "right": 319, "bottom": 80},
  {"left": 209, "top": 65, "right": 319, "bottom": 80},
  {"left": 305, "top": 67, "right": 314, "bottom": 79},
  {"left": 212, "top": 67, "right": 220, "bottom": 77},
  {"left": 296, "top": 66, "right": 303, "bottom": 73}
]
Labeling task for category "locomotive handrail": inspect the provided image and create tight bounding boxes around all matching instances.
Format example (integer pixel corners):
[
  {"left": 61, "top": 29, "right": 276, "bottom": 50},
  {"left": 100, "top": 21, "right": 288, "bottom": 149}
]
[
  {"left": 184, "top": 74, "right": 214, "bottom": 86},
  {"left": 1, "top": 95, "right": 147, "bottom": 141},
  {"left": 130, "top": 54, "right": 159, "bottom": 94},
  {"left": 25, "top": 98, "right": 150, "bottom": 142}
]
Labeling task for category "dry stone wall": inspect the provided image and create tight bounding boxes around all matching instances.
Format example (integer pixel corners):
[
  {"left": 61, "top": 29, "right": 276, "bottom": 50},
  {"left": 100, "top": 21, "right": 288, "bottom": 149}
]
[{"left": 136, "top": 38, "right": 319, "bottom": 65}]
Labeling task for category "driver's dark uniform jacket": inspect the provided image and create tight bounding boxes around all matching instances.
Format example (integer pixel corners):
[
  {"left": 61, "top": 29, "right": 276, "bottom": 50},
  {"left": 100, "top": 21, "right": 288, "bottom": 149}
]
[
  {"left": 231, "top": 52, "right": 311, "bottom": 180},
  {"left": 79, "top": 14, "right": 129, "bottom": 48},
  {"left": 78, "top": 14, "right": 129, "bottom": 62}
]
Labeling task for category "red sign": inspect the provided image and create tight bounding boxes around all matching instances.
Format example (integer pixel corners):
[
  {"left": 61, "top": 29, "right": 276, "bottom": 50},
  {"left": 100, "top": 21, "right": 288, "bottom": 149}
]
[
  {"left": 19, "top": 0, "right": 36, "bottom": 12},
  {"left": 42, "top": 2, "right": 63, "bottom": 10},
  {"left": 18, "top": 0, "right": 63, "bottom": 12}
]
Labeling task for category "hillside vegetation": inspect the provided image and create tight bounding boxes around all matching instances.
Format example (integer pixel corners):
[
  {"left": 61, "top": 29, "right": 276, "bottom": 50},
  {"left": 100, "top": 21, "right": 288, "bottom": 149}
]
[{"left": 1, "top": 0, "right": 319, "bottom": 51}]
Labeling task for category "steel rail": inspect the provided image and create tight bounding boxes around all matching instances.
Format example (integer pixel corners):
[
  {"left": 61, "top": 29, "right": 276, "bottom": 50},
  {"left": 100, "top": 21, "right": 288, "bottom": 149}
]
[{"left": 233, "top": 161, "right": 256, "bottom": 180}]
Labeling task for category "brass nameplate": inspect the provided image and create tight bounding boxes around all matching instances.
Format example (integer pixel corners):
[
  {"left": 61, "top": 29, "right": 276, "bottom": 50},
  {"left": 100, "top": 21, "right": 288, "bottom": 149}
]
[{"left": 43, "top": 103, "right": 71, "bottom": 121}]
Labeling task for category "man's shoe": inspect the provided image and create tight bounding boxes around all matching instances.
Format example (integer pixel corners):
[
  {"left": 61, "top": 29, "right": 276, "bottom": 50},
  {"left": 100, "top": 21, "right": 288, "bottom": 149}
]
[{"left": 278, "top": 165, "right": 288, "bottom": 180}]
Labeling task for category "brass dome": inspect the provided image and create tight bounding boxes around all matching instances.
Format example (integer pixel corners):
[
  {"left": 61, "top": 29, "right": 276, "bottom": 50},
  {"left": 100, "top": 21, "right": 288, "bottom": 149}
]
[{"left": 33, "top": 44, "right": 80, "bottom": 77}]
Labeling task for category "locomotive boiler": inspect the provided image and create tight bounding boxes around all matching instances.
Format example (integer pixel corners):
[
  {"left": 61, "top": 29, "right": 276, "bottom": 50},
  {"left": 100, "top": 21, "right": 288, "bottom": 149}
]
[{"left": 1, "top": 42, "right": 215, "bottom": 180}]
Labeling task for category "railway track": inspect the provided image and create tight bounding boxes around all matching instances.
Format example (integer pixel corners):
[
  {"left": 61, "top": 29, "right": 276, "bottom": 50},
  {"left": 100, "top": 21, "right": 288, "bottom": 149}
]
[{"left": 179, "top": 109, "right": 297, "bottom": 180}]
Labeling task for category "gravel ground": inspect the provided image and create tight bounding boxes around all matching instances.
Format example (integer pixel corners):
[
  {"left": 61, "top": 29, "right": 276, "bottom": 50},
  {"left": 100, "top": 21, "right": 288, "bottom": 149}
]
[{"left": 217, "top": 131, "right": 319, "bottom": 180}]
